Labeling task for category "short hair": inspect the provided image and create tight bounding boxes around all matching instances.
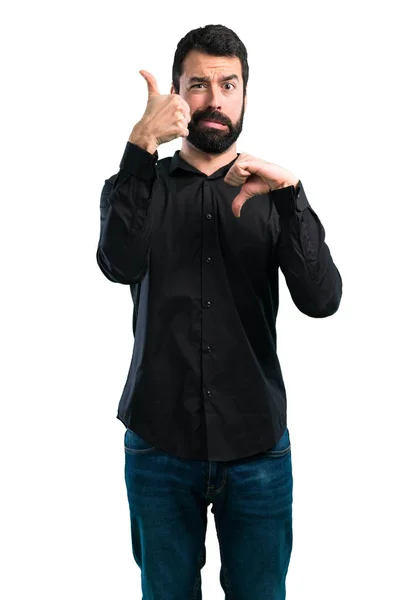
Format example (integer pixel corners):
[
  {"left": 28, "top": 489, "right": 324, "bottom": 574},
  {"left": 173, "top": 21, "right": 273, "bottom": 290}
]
[{"left": 172, "top": 24, "right": 249, "bottom": 96}]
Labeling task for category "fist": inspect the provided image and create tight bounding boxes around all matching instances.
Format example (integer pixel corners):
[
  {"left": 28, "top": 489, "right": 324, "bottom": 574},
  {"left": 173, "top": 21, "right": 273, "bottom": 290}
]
[{"left": 137, "top": 70, "right": 192, "bottom": 147}]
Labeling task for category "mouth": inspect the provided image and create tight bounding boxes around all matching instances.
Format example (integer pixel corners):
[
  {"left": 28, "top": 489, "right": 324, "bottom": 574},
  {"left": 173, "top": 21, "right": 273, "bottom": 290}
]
[{"left": 200, "top": 119, "right": 228, "bottom": 130}]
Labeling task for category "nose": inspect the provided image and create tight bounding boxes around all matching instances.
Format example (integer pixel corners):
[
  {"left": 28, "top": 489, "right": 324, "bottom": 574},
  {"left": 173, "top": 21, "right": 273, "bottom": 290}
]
[{"left": 206, "top": 84, "right": 224, "bottom": 111}]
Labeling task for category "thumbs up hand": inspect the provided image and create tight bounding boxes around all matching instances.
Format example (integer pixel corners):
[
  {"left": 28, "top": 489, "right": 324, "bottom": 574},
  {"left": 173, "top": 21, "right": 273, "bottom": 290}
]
[{"left": 130, "top": 70, "right": 192, "bottom": 150}]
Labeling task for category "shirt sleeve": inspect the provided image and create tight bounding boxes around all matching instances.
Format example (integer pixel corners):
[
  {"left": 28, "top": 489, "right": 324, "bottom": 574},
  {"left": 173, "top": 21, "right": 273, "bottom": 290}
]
[
  {"left": 270, "top": 180, "right": 343, "bottom": 318},
  {"left": 96, "top": 141, "right": 158, "bottom": 284}
]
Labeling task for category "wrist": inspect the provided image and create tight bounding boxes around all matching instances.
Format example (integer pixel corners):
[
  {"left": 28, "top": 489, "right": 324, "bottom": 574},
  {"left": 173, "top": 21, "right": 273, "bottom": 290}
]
[
  {"left": 128, "top": 125, "right": 158, "bottom": 154},
  {"left": 274, "top": 179, "right": 299, "bottom": 191}
]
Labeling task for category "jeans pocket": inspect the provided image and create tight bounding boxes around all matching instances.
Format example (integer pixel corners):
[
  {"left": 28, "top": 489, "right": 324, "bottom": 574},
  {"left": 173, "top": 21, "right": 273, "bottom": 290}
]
[
  {"left": 265, "top": 427, "right": 291, "bottom": 457},
  {"left": 124, "top": 428, "right": 157, "bottom": 454}
]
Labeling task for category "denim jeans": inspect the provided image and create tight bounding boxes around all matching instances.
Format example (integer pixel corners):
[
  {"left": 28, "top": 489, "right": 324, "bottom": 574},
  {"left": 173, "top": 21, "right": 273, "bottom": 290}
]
[{"left": 124, "top": 426, "right": 293, "bottom": 600}]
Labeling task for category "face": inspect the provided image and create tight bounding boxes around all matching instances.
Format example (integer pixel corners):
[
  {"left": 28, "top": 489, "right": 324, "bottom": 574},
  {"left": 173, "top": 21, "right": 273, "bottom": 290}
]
[{"left": 171, "top": 50, "right": 247, "bottom": 155}]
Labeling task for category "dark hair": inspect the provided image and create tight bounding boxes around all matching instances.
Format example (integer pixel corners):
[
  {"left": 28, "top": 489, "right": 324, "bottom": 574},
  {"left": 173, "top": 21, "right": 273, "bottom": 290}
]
[{"left": 172, "top": 25, "right": 249, "bottom": 96}]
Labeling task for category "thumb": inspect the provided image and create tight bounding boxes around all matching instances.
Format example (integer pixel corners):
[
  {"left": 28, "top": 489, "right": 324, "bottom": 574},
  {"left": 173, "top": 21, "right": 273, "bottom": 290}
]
[
  {"left": 231, "top": 183, "right": 255, "bottom": 216},
  {"left": 233, "top": 187, "right": 253, "bottom": 206},
  {"left": 139, "top": 70, "right": 160, "bottom": 98}
]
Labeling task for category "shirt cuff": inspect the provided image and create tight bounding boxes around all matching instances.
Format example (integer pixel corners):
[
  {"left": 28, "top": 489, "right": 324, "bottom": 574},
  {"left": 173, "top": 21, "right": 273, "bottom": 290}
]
[
  {"left": 269, "top": 180, "right": 310, "bottom": 219},
  {"left": 119, "top": 141, "right": 159, "bottom": 180}
]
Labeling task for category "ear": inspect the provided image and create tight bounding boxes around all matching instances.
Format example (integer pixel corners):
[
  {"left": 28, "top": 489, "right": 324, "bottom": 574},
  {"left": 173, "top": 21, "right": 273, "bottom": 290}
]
[{"left": 244, "top": 93, "right": 247, "bottom": 112}]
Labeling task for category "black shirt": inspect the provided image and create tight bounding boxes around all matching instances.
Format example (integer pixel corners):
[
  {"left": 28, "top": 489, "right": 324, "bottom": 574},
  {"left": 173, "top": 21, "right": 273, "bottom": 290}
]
[{"left": 96, "top": 141, "right": 342, "bottom": 461}]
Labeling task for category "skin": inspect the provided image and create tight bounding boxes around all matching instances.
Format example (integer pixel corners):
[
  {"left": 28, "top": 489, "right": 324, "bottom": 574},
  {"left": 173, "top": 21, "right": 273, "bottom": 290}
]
[
  {"left": 170, "top": 50, "right": 299, "bottom": 217},
  {"left": 170, "top": 50, "right": 247, "bottom": 177}
]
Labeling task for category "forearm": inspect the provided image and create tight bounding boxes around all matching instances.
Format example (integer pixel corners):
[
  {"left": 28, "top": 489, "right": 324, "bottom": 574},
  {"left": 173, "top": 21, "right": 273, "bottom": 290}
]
[
  {"left": 271, "top": 181, "right": 343, "bottom": 317},
  {"left": 96, "top": 141, "right": 158, "bottom": 284}
]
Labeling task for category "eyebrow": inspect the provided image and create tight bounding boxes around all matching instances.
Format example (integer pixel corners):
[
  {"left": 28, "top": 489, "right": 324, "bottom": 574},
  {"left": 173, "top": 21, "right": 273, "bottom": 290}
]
[{"left": 188, "top": 74, "right": 239, "bottom": 84}]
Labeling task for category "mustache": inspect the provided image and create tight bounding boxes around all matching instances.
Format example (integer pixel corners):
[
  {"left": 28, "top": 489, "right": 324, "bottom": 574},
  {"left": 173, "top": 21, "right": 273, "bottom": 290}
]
[{"left": 193, "top": 113, "right": 230, "bottom": 126}]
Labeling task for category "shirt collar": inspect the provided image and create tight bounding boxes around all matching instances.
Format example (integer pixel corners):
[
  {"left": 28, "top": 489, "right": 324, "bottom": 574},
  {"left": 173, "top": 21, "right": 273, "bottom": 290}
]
[{"left": 169, "top": 150, "right": 241, "bottom": 180}]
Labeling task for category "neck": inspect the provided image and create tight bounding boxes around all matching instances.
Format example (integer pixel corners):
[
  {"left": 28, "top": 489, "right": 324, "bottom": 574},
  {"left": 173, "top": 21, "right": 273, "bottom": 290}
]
[{"left": 179, "top": 140, "right": 238, "bottom": 177}]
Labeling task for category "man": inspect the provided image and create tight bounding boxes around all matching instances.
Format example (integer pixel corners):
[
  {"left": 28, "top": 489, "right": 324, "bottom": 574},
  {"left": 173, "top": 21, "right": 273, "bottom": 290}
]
[{"left": 96, "top": 24, "right": 342, "bottom": 600}]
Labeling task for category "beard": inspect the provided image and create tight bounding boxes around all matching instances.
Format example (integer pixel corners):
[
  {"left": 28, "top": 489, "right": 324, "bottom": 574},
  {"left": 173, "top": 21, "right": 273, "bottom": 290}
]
[{"left": 185, "top": 99, "right": 245, "bottom": 155}]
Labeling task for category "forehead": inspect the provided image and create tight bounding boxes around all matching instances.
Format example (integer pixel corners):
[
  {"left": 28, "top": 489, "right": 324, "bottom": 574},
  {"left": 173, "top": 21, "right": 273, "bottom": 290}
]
[{"left": 181, "top": 50, "right": 242, "bottom": 80}]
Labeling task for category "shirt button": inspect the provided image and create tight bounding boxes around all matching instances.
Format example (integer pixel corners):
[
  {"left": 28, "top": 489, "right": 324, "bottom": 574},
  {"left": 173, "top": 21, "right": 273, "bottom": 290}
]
[
  {"left": 205, "top": 300, "right": 212, "bottom": 308},
  {"left": 206, "top": 390, "right": 212, "bottom": 396},
  {"left": 206, "top": 257, "right": 212, "bottom": 263},
  {"left": 206, "top": 213, "right": 213, "bottom": 219},
  {"left": 206, "top": 345, "right": 212, "bottom": 353}
]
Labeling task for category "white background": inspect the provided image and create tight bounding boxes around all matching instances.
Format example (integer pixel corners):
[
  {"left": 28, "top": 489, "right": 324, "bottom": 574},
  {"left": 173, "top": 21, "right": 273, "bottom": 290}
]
[{"left": 1, "top": 1, "right": 399, "bottom": 598}]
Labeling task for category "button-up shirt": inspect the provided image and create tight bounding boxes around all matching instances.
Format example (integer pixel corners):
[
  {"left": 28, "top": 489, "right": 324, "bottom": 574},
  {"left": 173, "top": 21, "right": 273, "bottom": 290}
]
[{"left": 96, "top": 141, "right": 342, "bottom": 461}]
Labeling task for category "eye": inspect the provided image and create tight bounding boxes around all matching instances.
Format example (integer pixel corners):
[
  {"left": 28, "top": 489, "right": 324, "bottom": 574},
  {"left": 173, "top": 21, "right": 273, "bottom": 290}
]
[{"left": 191, "top": 83, "right": 235, "bottom": 90}]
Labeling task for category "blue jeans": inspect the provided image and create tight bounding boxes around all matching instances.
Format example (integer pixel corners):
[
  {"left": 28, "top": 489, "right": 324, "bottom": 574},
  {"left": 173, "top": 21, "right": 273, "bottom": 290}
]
[{"left": 124, "top": 426, "right": 293, "bottom": 599}]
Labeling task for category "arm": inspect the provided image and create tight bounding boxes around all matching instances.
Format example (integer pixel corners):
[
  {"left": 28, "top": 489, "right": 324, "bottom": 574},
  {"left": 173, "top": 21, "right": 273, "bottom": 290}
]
[
  {"left": 96, "top": 140, "right": 158, "bottom": 284},
  {"left": 271, "top": 180, "right": 343, "bottom": 318}
]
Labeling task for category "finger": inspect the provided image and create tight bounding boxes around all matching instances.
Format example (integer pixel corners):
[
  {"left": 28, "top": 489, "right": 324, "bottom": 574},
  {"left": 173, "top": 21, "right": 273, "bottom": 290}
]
[
  {"left": 229, "top": 163, "right": 252, "bottom": 176},
  {"left": 176, "top": 98, "right": 191, "bottom": 123},
  {"left": 177, "top": 104, "right": 191, "bottom": 124},
  {"left": 139, "top": 70, "right": 160, "bottom": 97},
  {"left": 229, "top": 173, "right": 248, "bottom": 184},
  {"left": 226, "top": 177, "right": 248, "bottom": 187},
  {"left": 183, "top": 99, "right": 191, "bottom": 120},
  {"left": 236, "top": 164, "right": 252, "bottom": 175},
  {"left": 227, "top": 168, "right": 251, "bottom": 184}
]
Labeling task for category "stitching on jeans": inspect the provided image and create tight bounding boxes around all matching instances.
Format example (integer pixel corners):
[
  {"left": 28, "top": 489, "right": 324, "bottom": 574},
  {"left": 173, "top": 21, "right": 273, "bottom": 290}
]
[
  {"left": 124, "top": 446, "right": 156, "bottom": 454},
  {"left": 266, "top": 443, "right": 291, "bottom": 457}
]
